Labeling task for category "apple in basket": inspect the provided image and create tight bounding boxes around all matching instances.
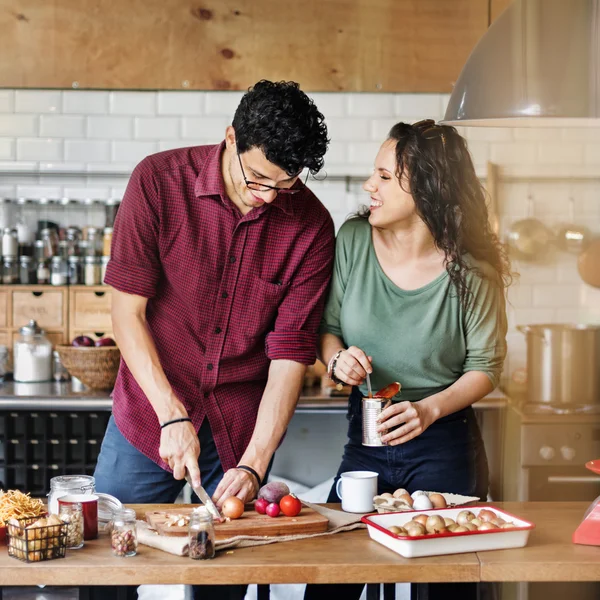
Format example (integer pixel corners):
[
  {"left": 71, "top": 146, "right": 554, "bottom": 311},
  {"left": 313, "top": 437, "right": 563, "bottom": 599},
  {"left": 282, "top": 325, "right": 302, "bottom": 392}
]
[
  {"left": 72, "top": 335, "right": 95, "bottom": 347},
  {"left": 95, "top": 337, "right": 116, "bottom": 347}
]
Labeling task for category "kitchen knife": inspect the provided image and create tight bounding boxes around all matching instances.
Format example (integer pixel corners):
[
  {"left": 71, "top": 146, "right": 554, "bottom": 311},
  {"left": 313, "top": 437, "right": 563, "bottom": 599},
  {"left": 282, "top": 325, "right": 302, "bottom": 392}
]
[{"left": 184, "top": 471, "right": 222, "bottom": 521}]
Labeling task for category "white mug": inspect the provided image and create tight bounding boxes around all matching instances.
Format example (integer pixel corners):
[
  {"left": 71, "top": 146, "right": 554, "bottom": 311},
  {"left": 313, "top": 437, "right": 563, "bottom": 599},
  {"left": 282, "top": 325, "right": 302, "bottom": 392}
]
[{"left": 335, "top": 471, "right": 378, "bottom": 513}]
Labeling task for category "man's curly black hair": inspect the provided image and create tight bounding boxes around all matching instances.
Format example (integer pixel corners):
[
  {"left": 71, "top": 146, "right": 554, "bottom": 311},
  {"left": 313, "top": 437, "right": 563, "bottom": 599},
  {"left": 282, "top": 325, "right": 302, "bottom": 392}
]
[{"left": 232, "top": 80, "right": 329, "bottom": 177}]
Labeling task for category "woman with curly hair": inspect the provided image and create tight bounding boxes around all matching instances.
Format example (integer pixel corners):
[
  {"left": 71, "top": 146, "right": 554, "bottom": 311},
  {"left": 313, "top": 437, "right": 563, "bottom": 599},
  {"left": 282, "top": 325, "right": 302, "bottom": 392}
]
[{"left": 305, "top": 120, "right": 510, "bottom": 600}]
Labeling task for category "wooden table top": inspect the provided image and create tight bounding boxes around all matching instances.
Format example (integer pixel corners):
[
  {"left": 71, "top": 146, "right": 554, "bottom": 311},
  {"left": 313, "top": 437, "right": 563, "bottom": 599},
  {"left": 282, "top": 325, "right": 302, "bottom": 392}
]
[{"left": 0, "top": 502, "right": 596, "bottom": 586}]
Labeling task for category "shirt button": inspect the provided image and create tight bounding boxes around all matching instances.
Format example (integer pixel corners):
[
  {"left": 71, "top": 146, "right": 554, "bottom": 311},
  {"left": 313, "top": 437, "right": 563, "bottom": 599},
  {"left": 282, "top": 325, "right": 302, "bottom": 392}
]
[
  {"left": 214, "top": 327, "right": 222, "bottom": 334},
  {"left": 204, "top": 392, "right": 209, "bottom": 398},
  {"left": 222, "top": 292, "right": 228, "bottom": 299},
  {"left": 207, "top": 363, "right": 214, "bottom": 371},
  {"left": 229, "top": 256, "right": 236, "bottom": 263}
]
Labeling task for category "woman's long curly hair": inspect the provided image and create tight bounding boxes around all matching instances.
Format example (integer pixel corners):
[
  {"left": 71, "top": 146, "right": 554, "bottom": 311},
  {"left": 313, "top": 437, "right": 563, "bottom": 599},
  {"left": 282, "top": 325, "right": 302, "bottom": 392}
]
[{"left": 359, "top": 119, "right": 511, "bottom": 308}]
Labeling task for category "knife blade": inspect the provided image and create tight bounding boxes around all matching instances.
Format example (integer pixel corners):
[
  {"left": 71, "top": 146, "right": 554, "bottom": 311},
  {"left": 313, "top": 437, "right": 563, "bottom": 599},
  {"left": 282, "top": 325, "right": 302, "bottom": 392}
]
[{"left": 185, "top": 472, "right": 222, "bottom": 521}]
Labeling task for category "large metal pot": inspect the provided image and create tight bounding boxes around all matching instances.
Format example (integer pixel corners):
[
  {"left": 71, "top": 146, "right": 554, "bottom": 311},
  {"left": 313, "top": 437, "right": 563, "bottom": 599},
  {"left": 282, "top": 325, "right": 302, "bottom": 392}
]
[{"left": 517, "top": 324, "right": 600, "bottom": 405}]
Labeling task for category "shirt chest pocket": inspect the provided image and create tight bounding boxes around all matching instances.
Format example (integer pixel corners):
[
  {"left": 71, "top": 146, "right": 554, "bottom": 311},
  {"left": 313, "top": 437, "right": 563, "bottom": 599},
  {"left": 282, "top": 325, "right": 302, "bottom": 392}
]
[{"left": 244, "top": 277, "right": 289, "bottom": 338}]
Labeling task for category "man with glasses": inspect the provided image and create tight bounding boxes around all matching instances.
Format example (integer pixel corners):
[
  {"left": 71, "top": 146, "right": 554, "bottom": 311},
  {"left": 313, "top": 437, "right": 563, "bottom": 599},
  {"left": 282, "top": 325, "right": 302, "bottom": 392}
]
[{"left": 95, "top": 80, "right": 334, "bottom": 598}]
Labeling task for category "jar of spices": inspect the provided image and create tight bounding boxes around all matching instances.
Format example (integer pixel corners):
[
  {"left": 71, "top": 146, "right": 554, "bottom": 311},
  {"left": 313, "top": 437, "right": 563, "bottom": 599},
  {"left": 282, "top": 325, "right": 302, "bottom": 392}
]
[
  {"left": 13, "top": 320, "right": 53, "bottom": 383},
  {"left": 65, "top": 227, "right": 82, "bottom": 257},
  {"left": 102, "top": 227, "right": 113, "bottom": 257},
  {"left": 84, "top": 256, "right": 100, "bottom": 286},
  {"left": 34, "top": 240, "right": 45, "bottom": 261},
  {"left": 111, "top": 508, "right": 137, "bottom": 557},
  {"left": 53, "top": 350, "right": 70, "bottom": 382},
  {"left": 2, "top": 256, "right": 19, "bottom": 284},
  {"left": 68, "top": 256, "right": 82, "bottom": 285},
  {"left": 2, "top": 227, "right": 18, "bottom": 258},
  {"left": 101, "top": 256, "right": 110, "bottom": 284},
  {"left": 59, "top": 502, "right": 84, "bottom": 549},
  {"left": 19, "top": 255, "right": 35, "bottom": 284},
  {"left": 85, "top": 227, "right": 100, "bottom": 257},
  {"left": 48, "top": 475, "right": 95, "bottom": 515},
  {"left": 105, "top": 198, "right": 121, "bottom": 229},
  {"left": 36, "top": 259, "right": 50, "bottom": 285},
  {"left": 50, "top": 256, "right": 68, "bottom": 286},
  {"left": 40, "top": 227, "right": 59, "bottom": 259},
  {"left": 58, "top": 240, "right": 69, "bottom": 260},
  {"left": 188, "top": 510, "right": 215, "bottom": 560}
]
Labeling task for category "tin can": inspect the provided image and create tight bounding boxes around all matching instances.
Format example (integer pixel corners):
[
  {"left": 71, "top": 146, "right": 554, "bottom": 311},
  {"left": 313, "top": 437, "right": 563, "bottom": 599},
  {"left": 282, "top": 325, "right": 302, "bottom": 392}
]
[{"left": 362, "top": 397, "right": 389, "bottom": 447}]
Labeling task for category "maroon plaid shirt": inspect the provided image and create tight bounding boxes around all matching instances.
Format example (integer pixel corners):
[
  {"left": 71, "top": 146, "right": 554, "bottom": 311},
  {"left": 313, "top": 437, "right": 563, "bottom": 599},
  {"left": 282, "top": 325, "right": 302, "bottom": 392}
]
[{"left": 105, "top": 142, "right": 335, "bottom": 472}]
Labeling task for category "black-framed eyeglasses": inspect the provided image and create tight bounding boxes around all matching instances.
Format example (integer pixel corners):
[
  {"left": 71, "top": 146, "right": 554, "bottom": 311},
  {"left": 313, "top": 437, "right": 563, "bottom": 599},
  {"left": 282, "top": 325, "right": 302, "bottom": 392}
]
[{"left": 237, "top": 150, "right": 308, "bottom": 195}]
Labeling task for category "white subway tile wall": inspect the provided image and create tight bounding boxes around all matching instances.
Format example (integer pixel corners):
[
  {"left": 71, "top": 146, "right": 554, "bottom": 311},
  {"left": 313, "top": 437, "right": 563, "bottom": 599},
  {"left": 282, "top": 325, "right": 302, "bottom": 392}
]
[{"left": 1, "top": 89, "right": 600, "bottom": 381}]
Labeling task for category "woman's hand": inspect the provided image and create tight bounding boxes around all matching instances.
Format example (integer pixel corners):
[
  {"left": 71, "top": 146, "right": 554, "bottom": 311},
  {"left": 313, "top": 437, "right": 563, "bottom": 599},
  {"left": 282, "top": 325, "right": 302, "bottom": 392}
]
[
  {"left": 333, "top": 347, "right": 372, "bottom": 386},
  {"left": 376, "top": 400, "right": 436, "bottom": 445}
]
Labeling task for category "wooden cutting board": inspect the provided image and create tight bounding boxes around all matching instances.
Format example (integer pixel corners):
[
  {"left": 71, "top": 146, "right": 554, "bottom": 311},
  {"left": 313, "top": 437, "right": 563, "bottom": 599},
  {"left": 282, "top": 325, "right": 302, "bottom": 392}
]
[{"left": 145, "top": 506, "right": 329, "bottom": 539}]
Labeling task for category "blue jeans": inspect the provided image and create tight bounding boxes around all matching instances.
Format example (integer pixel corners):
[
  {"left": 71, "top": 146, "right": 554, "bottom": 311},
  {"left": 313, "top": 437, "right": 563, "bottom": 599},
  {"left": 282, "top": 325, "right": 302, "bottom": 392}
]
[
  {"left": 95, "top": 415, "right": 250, "bottom": 600},
  {"left": 305, "top": 387, "right": 491, "bottom": 600}
]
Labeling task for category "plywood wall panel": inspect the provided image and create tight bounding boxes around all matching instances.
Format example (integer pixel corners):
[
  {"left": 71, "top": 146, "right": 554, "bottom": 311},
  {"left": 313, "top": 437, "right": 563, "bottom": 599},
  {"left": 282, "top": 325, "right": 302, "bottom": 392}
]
[{"left": 0, "top": 0, "right": 488, "bottom": 92}]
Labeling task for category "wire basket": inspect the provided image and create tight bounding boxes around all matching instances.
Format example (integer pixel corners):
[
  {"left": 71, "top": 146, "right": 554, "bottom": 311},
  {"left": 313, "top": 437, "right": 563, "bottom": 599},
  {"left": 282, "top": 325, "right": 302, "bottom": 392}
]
[
  {"left": 7, "top": 515, "right": 67, "bottom": 562},
  {"left": 55, "top": 345, "right": 121, "bottom": 390}
]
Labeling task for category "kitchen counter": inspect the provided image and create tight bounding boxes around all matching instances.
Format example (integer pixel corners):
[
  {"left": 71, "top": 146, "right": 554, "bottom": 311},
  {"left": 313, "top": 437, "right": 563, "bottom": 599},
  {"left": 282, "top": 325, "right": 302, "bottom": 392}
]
[
  {"left": 0, "top": 502, "right": 594, "bottom": 587},
  {"left": 0, "top": 381, "right": 508, "bottom": 413}
]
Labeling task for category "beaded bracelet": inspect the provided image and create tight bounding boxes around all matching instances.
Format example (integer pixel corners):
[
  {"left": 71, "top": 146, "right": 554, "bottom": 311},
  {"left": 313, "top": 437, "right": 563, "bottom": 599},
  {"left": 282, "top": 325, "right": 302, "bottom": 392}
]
[{"left": 327, "top": 349, "right": 344, "bottom": 385}]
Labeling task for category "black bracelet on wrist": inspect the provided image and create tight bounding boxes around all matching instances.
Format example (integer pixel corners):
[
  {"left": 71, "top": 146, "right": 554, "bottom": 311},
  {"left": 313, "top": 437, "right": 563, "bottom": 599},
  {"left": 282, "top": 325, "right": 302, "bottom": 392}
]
[
  {"left": 330, "top": 350, "right": 344, "bottom": 385},
  {"left": 160, "top": 417, "right": 192, "bottom": 429},
  {"left": 237, "top": 464, "right": 262, "bottom": 487}
]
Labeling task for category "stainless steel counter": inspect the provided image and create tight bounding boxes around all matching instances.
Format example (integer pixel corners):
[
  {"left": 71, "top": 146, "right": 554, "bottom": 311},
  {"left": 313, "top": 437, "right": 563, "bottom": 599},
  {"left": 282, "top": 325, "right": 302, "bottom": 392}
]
[{"left": 0, "top": 381, "right": 508, "bottom": 413}]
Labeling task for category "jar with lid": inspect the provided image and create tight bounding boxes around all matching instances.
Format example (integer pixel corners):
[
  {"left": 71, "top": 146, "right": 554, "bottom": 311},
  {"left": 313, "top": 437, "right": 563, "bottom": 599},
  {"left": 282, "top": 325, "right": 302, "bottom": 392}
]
[
  {"left": 65, "top": 227, "right": 82, "bottom": 257},
  {"left": 2, "top": 227, "right": 18, "bottom": 258},
  {"left": 0, "top": 198, "right": 14, "bottom": 231},
  {"left": 68, "top": 256, "right": 82, "bottom": 285},
  {"left": 53, "top": 350, "right": 70, "bottom": 382},
  {"left": 59, "top": 502, "right": 84, "bottom": 549},
  {"left": 50, "top": 256, "right": 68, "bottom": 286},
  {"left": 36, "top": 259, "right": 50, "bottom": 284},
  {"left": 102, "top": 227, "right": 113, "bottom": 257},
  {"left": 2, "top": 256, "right": 18, "bottom": 284},
  {"left": 0, "top": 345, "right": 8, "bottom": 382},
  {"left": 19, "top": 256, "right": 35, "bottom": 285},
  {"left": 48, "top": 475, "right": 95, "bottom": 514},
  {"left": 111, "top": 508, "right": 138, "bottom": 557},
  {"left": 58, "top": 240, "right": 69, "bottom": 260},
  {"left": 105, "top": 198, "right": 121, "bottom": 229},
  {"left": 84, "top": 256, "right": 100, "bottom": 286},
  {"left": 13, "top": 320, "right": 53, "bottom": 383},
  {"left": 84, "top": 227, "right": 100, "bottom": 257},
  {"left": 34, "top": 240, "right": 45, "bottom": 261},
  {"left": 188, "top": 510, "right": 215, "bottom": 560},
  {"left": 101, "top": 256, "right": 110, "bottom": 284},
  {"left": 40, "top": 227, "right": 59, "bottom": 259}
]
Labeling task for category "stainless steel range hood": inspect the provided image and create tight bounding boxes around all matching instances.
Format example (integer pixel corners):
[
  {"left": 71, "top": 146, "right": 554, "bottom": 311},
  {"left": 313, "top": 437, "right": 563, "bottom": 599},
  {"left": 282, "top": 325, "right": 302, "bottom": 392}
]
[{"left": 442, "top": 0, "right": 600, "bottom": 127}]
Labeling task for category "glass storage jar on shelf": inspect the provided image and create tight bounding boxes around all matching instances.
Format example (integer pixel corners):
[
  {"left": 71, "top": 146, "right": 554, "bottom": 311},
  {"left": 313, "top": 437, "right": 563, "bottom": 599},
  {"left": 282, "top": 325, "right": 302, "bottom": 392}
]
[
  {"left": 2, "top": 256, "right": 19, "bottom": 284},
  {"left": 53, "top": 350, "right": 70, "bottom": 382},
  {"left": 50, "top": 256, "right": 68, "bottom": 286},
  {"left": 19, "top": 256, "right": 35, "bottom": 285},
  {"left": 40, "top": 227, "right": 59, "bottom": 259},
  {"left": 68, "top": 256, "right": 82, "bottom": 285},
  {"left": 101, "top": 256, "right": 109, "bottom": 284},
  {"left": 36, "top": 259, "right": 50, "bottom": 285},
  {"left": 48, "top": 475, "right": 95, "bottom": 515},
  {"left": 111, "top": 508, "right": 138, "bottom": 557},
  {"left": 13, "top": 320, "right": 53, "bottom": 383},
  {"left": 2, "top": 227, "right": 18, "bottom": 258},
  {"left": 105, "top": 198, "right": 121, "bottom": 229},
  {"left": 84, "top": 256, "right": 100, "bottom": 286},
  {"left": 188, "top": 510, "right": 215, "bottom": 560},
  {"left": 84, "top": 227, "right": 101, "bottom": 257}
]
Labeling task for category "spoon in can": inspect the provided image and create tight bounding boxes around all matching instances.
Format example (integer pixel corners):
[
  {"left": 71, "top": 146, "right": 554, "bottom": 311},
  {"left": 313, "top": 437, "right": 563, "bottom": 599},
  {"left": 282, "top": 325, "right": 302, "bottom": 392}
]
[{"left": 366, "top": 372, "right": 373, "bottom": 398}]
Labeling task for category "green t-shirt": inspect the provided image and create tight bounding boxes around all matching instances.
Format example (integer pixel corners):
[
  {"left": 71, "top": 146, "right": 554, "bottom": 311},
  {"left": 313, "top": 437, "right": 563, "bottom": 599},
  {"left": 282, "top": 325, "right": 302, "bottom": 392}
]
[{"left": 320, "top": 218, "right": 507, "bottom": 401}]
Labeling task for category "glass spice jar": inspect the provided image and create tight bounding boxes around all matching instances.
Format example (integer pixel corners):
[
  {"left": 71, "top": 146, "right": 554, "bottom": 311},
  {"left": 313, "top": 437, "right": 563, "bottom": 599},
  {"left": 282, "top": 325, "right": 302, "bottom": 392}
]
[
  {"left": 50, "top": 256, "right": 68, "bottom": 286},
  {"left": 102, "top": 227, "right": 113, "bottom": 257},
  {"left": 67, "top": 256, "right": 82, "bottom": 285},
  {"left": 84, "top": 256, "right": 100, "bottom": 286},
  {"left": 100, "top": 256, "right": 109, "bottom": 284},
  {"left": 2, "top": 256, "right": 19, "bottom": 284},
  {"left": 53, "top": 350, "right": 70, "bottom": 382},
  {"left": 59, "top": 502, "right": 84, "bottom": 549},
  {"left": 188, "top": 510, "right": 215, "bottom": 560},
  {"left": 19, "top": 255, "right": 35, "bottom": 285},
  {"left": 36, "top": 259, "right": 50, "bottom": 285},
  {"left": 111, "top": 508, "right": 138, "bottom": 557}
]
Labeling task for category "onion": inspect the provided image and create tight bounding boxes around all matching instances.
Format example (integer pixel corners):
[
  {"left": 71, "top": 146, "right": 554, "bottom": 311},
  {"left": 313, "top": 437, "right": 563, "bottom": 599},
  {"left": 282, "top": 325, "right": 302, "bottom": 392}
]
[{"left": 222, "top": 497, "right": 244, "bottom": 520}]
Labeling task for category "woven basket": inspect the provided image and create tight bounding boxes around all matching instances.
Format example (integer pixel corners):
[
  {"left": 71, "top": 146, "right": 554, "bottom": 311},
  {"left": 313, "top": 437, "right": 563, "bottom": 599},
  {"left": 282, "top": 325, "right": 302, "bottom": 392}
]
[{"left": 55, "top": 345, "right": 121, "bottom": 390}]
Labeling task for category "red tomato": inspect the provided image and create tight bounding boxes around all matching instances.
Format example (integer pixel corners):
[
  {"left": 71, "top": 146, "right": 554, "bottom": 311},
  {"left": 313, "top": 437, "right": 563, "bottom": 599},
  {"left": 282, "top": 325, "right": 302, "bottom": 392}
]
[{"left": 279, "top": 494, "right": 302, "bottom": 517}]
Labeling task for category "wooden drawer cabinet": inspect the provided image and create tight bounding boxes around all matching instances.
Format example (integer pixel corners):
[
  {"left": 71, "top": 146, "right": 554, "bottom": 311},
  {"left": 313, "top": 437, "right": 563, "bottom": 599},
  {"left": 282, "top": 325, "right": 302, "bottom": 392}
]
[
  {"left": 69, "top": 286, "right": 113, "bottom": 340},
  {"left": 0, "top": 290, "right": 8, "bottom": 328},
  {"left": 11, "top": 330, "right": 68, "bottom": 349},
  {"left": 11, "top": 287, "right": 67, "bottom": 330}
]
